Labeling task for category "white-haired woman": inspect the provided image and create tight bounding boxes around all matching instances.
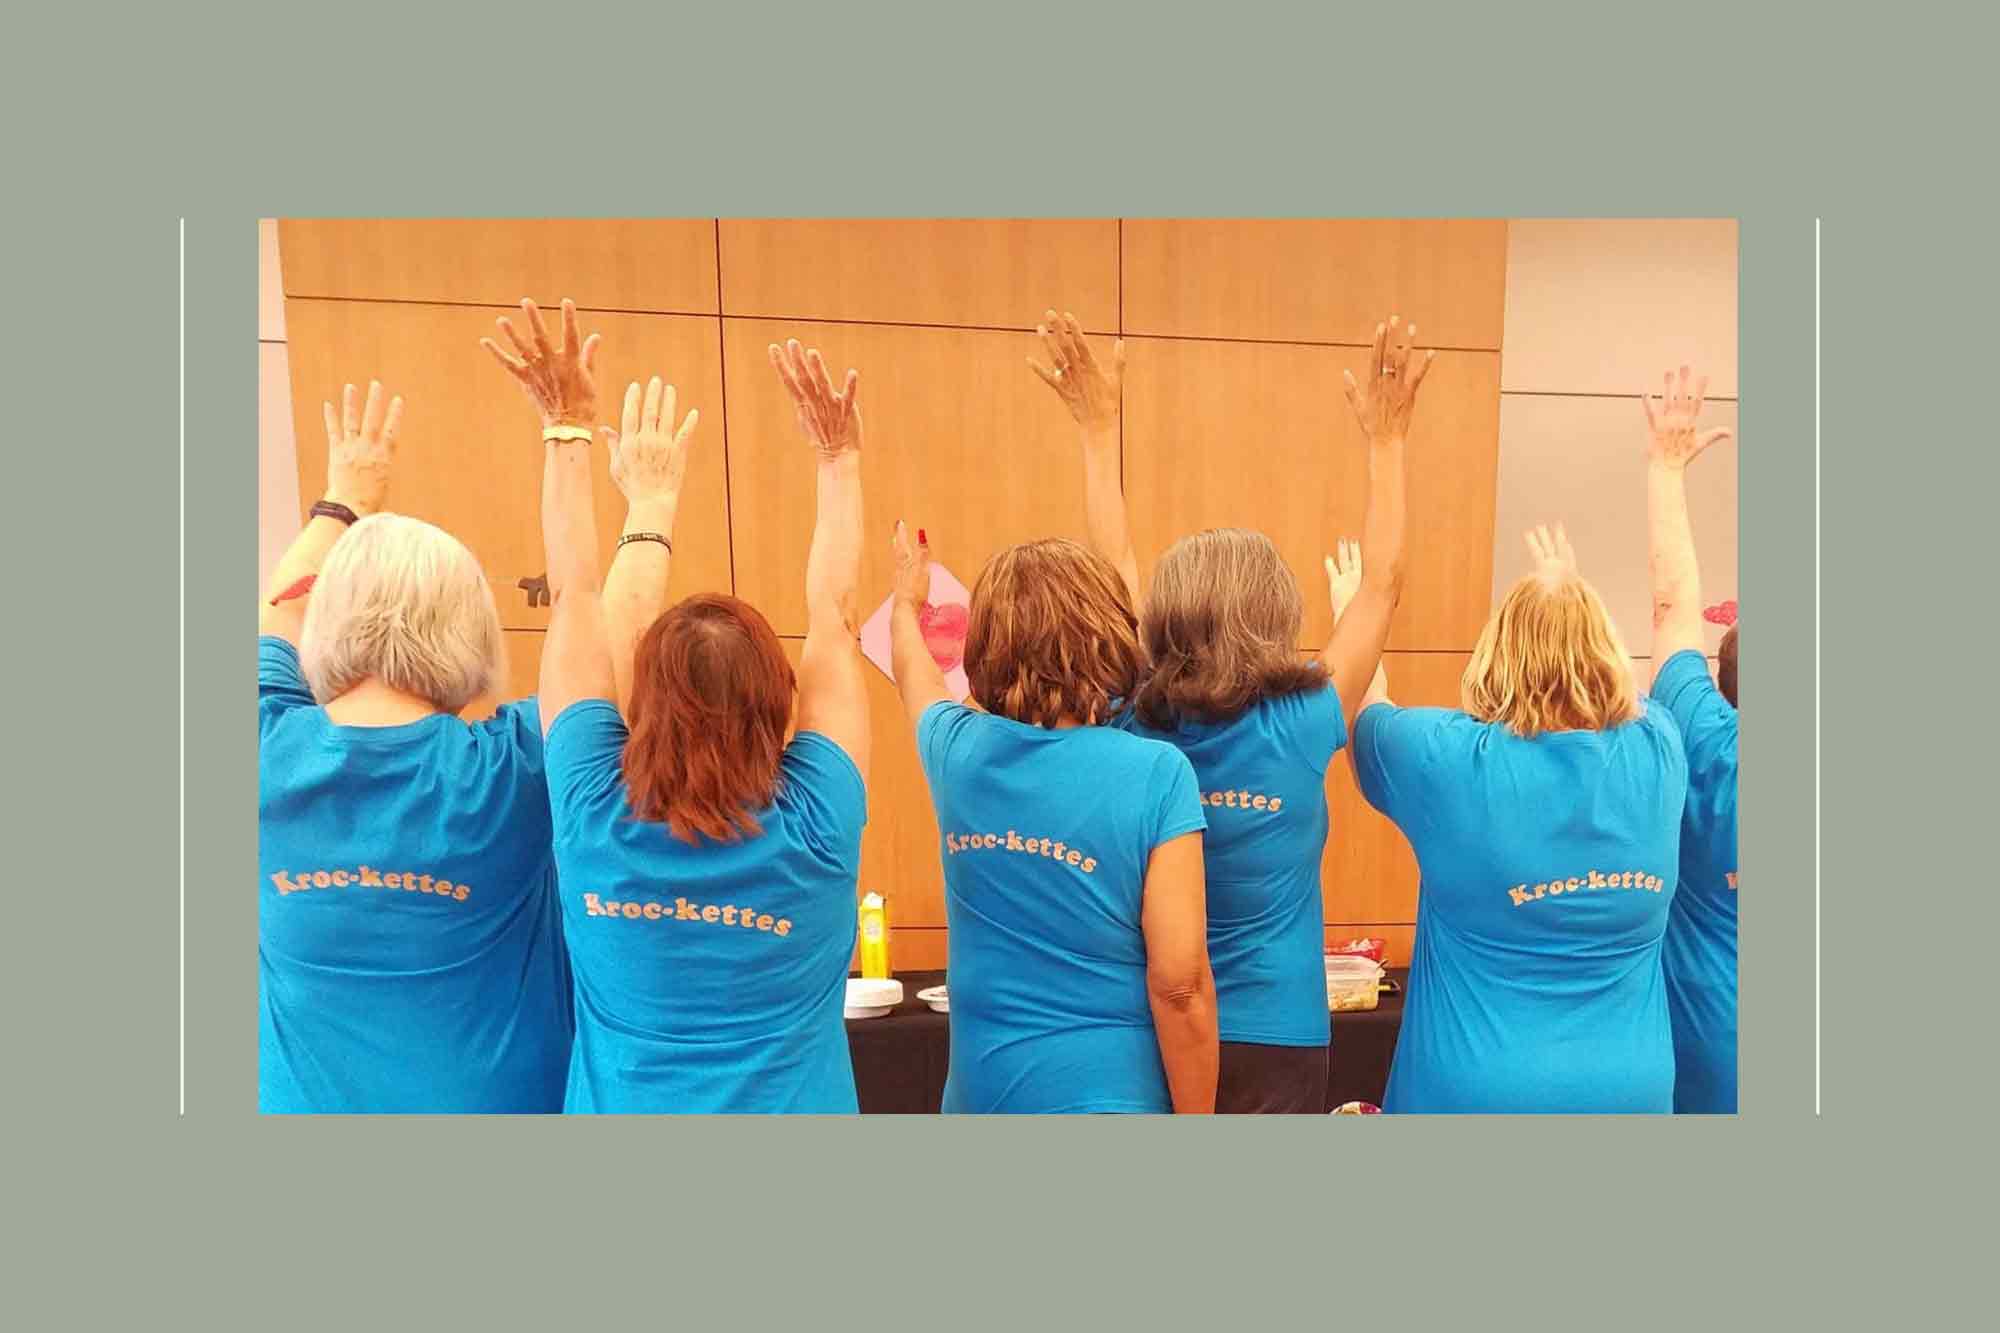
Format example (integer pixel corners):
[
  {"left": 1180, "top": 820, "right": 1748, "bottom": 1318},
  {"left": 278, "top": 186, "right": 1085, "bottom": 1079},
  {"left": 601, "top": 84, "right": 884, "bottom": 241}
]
[{"left": 258, "top": 381, "right": 572, "bottom": 1113}]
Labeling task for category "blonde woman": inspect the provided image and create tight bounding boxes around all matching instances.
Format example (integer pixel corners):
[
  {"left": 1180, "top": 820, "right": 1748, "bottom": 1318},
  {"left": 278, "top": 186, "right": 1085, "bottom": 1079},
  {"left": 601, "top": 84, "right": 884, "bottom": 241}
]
[
  {"left": 1351, "top": 526, "right": 1687, "bottom": 1113},
  {"left": 258, "top": 381, "right": 572, "bottom": 1113},
  {"left": 1030, "top": 311, "right": 1425, "bottom": 1113}
]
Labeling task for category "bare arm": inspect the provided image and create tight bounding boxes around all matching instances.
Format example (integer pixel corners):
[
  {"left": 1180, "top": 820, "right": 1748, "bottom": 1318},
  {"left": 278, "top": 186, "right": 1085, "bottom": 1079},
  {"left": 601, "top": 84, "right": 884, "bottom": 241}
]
[
  {"left": 1325, "top": 542, "right": 1392, "bottom": 784},
  {"left": 1140, "top": 830, "right": 1217, "bottom": 1114},
  {"left": 773, "top": 339, "right": 871, "bottom": 780},
  {"left": 260, "top": 381, "right": 403, "bottom": 644},
  {"left": 481, "top": 298, "right": 612, "bottom": 731},
  {"left": 1030, "top": 310, "right": 1140, "bottom": 608},
  {"left": 1643, "top": 365, "right": 1734, "bottom": 668},
  {"left": 887, "top": 521, "right": 955, "bottom": 732},
  {"left": 600, "top": 376, "right": 701, "bottom": 716},
  {"left": 1321, "top": 318, "right": 1431, "bottom": 731}
]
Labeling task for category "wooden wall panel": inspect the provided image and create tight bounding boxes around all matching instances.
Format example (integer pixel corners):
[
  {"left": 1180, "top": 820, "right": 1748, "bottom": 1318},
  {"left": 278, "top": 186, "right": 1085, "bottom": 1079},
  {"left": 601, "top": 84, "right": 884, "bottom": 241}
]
[
  {"left": 284, "top": 299, "right": 731, "bottom": 630},
  {"left": 1318, "top": 652, "right": 1470, "bottom": 935},
  {"left": 719, "top": 220, "right": 1118, "bottom": 330},
  {"left": 778, "top": 638, "right": 947, "bottom": 930},
  {"left": 278, "top": 220, "right": 718, "bottom": 313},
  {"left": 461, "top": 630, "right": 545, "bottom": 722},
  {"left": 726, "top": 318, "right": 1090, "bottom": 636},
  {"left": 1122, "top": 220, "right": 1508, "bottom": 349},
  {"left": 1124, "top": 338, "right": 1501, "bottom": 652}
]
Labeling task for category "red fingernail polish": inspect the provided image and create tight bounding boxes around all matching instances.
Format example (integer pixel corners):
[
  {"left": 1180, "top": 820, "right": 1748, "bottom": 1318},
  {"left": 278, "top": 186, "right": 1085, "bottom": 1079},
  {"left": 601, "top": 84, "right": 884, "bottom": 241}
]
[{"left": 918, "top": 528, "right": 928, "bottom": 545}]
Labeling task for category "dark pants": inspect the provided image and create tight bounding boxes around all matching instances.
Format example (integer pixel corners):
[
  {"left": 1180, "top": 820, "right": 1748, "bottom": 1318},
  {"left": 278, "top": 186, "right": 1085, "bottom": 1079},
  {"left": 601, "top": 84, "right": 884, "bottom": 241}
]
[{"left": 1216, "top": 1041, "right": 1331, "bottom": 1114}]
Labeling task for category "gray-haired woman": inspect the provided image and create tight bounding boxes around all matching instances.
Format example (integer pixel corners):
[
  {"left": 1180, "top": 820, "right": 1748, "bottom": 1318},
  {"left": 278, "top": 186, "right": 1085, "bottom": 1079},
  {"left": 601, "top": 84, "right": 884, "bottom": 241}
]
[{"left": 258, "top": 379, "right": 572, "bottom": 1112}]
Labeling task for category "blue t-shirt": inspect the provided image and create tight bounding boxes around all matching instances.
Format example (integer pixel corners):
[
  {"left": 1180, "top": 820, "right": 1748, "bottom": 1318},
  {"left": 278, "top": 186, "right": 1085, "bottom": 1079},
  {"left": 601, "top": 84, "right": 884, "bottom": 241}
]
[
  {"left": 1118, "top": 686, "right": 1343, "bottom": 1046},
  {"left": 1651, "top": 650, "right": 1739, "bottom": 1114},
  {"left": 545, "top": 699, "right": 866, "bottom": 1114},
  {"left": 917, "top": 701, "right": 1208, "bottom": 1113},
  {"left": 257, "top": 636, "right": 573, "bottom": 1113},
  {"left": 1354, "top": 700, "right": 1687, "bottom": 1113}
]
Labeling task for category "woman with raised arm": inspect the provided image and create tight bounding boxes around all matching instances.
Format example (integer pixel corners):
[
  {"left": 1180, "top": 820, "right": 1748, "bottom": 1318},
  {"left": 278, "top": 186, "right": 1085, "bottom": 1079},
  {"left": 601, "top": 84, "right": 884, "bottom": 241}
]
[
  {"left": 1350, "top": 524, "right": 1687, "bottom": 1113},
  {"left": 1029, "top": 310, "right": 1425, "bottom": 1113},
  {"left": 1643, "top": 365, "right": 1739, "bottom": 1114},
  {"left": 485, "top": 303, "right": 870, "bottom": 1113},
  {"left": 258, "top": 380, "right": 572, "bottom": 1113},
  {"left": 887, "top": 524, "right": 1216, "bottom": 1113}
]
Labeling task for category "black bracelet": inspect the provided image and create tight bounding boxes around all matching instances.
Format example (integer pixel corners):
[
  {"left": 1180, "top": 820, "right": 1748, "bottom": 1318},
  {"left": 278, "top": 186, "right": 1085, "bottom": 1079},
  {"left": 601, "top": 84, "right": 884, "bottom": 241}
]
[
  {"left": 617, "top": 531, "right": 672, "bottom": 554},
  {"left": 310, "top": 499, "right": 360, "bottom": 526}
]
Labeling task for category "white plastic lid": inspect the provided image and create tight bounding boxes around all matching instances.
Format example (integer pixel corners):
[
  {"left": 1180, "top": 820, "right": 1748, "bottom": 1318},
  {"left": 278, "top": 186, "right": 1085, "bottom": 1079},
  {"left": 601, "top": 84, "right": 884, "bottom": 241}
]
[
  {"left": 846, "top": 977, "right": 904, "bottom": 1008},
  {"left": 1323, "top": 955, "right": 1385, "bottom": 979}
]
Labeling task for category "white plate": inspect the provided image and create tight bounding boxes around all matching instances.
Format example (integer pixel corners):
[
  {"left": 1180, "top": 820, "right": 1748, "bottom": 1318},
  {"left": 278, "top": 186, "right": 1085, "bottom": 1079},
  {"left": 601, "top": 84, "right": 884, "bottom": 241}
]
[
  {"left": 844, "top": 977, "right": 903, "bottom": 1020},
  {"left": 916, "top": 985, "right": 949, "bottom": 1013}
]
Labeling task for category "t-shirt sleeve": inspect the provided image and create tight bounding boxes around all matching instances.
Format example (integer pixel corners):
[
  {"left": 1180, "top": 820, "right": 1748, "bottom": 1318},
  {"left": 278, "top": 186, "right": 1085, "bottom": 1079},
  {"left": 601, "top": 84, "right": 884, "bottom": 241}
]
[
  {"left": 1650, "top": 649, "right": 1737, "bottom": 846},
  {"left": 258, "top": 635, "right": 316, "bottom": 740},
  {"left": 543, "top": 699, "right": 630, "bottom": 843},
  {"left": 782, "top": 731, "right": 869, "bottom": 869},
  {"left": 1353, "top": 703, "right": 1454, "bottom": 829},
  {"left": 1148, "top": 747, "right": 1209, "bottom": 851},
  {"left": 915, "top": 700, "right": 977, "bottom": 788},
  {"left": 1279, "top": 682, "right": 1348, "bottom": 772}
]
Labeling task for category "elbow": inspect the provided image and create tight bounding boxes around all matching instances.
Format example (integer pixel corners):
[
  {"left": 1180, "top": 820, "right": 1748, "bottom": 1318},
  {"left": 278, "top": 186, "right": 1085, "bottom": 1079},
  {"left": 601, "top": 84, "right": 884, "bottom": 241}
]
[{"left": 1148, "top": 962, "right": 1213, "bottom": 1014}]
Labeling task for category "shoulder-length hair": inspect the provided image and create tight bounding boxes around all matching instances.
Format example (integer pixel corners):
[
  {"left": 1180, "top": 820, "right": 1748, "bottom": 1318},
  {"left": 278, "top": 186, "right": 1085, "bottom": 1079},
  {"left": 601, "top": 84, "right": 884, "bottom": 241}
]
[
  {"left": 624, "top": 593, "right": 796, "bottom": 844},
  {"left": 299, "top": 513, "right": 504, "bottom": 714},
  {"left": 965, "top": 538, "right": 1143, "bottom": 728},
  {"left": 1462, "top": 570, "right": 1640, "bottom": 737},
  {"left": 1132, "top": 527, "right": 1326, "bottom": 730},
  {"left": 1717, "top": 625, "right": 1738, "bottom": 707}
]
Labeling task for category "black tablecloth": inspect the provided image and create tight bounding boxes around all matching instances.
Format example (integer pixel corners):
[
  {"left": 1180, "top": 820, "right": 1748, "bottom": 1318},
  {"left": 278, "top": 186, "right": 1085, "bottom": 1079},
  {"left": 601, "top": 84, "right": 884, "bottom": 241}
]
[{"left": 846, "top": 969, "right": 1407, "bottom": 1113}]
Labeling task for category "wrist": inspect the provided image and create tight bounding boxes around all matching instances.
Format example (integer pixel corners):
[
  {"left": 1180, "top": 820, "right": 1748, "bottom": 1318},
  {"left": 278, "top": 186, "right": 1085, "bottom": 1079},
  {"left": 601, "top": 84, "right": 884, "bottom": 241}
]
[
  {"left": 624, "top": 495, "right": 680, "bottom": 533},
  {"left": 1366, "top": 432, "right": 1406, "bottom": 450},
  {"left": 320, "top": 492, "right": 378, "bottom": 519},
  {"left": 1648, "top": 456, "right": 1688, "bottom": 476},
  {"left": 1080, "top": 420, "right": 1120, "bottom": 448}
]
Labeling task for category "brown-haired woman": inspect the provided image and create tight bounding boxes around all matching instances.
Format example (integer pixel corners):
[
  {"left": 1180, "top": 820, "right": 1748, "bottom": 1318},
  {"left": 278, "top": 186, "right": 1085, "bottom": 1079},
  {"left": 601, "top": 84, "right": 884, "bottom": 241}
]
[
  {"left": 1029, "top": 310, "right": 1426, "bottom": 1113},
  {"left": 887, "top": 528, "right": 1217, "bottom": 1113},
  {"left": 1351, "top": 524, "right": 1687, "bottom": 1112},
  {"left": 485, "top": 302, "right": 871, "bottom": 1112}
]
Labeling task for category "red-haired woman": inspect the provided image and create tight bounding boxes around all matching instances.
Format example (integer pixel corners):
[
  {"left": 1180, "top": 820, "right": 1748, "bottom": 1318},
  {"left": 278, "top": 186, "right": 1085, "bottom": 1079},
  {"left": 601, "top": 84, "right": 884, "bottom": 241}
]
[{"left": 485, "top": 302, "right": 870, "bottom": 1112}]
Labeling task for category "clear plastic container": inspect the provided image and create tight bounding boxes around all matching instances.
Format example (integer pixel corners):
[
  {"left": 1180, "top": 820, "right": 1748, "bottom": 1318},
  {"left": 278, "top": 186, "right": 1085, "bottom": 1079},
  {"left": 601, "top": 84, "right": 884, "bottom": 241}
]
[{"left": 1325, "top": 955, "right": 1385, "bottom": 1012}]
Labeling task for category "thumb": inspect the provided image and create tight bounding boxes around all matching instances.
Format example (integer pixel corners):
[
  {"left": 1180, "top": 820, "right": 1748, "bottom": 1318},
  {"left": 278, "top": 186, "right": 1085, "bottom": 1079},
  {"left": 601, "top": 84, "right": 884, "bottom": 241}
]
[{"left": 1700, "top": 427, "right": 1733, "bottom": 450}]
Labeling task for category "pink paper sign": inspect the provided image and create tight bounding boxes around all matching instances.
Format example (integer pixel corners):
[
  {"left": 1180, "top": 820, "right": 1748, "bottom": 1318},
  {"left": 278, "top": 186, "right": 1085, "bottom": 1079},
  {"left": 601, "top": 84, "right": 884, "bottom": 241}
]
[{"left": 859, "top": 563, "right": 972, "bottom": 701}]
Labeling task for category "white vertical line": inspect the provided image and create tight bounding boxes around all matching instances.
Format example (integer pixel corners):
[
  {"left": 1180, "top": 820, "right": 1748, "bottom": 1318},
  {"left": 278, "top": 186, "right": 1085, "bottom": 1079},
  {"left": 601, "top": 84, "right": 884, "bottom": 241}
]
[
  {"left": 1814, "top": 217, "right": 1822, "bottom": 1117},
  {"left": 180, "top": 218, "right": 187, "bottom": 1118}
]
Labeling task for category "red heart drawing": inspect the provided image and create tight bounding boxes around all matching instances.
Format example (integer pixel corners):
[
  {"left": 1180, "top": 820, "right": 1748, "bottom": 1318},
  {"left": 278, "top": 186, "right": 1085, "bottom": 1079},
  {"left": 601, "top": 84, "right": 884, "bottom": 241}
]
[
  {"left": 916, "top": 602, "right": 969, "bottom": 673},
  {"left": 1703, "top": 599, "right": 1739, "bottom": 627}
]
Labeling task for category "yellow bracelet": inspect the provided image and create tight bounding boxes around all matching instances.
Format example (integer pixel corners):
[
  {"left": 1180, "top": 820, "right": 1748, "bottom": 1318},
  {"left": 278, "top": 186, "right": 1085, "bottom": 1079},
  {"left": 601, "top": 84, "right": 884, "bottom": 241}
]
[{"left": 542, "top": 424, "right": 594, "bottom": 444}]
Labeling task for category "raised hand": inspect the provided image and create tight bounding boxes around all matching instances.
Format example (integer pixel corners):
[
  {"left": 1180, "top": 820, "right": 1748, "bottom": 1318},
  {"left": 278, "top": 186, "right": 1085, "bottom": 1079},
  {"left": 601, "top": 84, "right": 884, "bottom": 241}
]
[
  {"left": 891, "top": 520, "right": 932, "bottom": 609},
  {"left": 602, "top": 376, "right": 699, "bottom": 505},
  {"left": 321, "top": 380, "right": 405, "bottom": 517},
  {"left": 1342, "top": 316, "right": 1436, "bottom": 442},
  {"left": 769, "top": 339, "right": 861, "bottom": 460},
  {"left": 480, "top": 297, "right": 601, "bottom": 429},
  {"left": 1324, "top": 538, "right": 1363, "bottom": 621},
  {"left": 1526, "top": 523, "right": 1579, "bottom": 578},
  {"left": 1641, "top": 364, "right": 1733, "bottom": 468},
  {"left": 1029, "top": 310, "right": 1125, "bottom": 433}
]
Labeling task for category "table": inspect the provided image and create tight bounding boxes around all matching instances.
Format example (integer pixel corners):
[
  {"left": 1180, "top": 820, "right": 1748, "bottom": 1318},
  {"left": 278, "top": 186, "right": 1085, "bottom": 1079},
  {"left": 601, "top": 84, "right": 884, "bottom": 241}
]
[{"left": 845, "top": 968, "right": 1407, "bottom": 1113}]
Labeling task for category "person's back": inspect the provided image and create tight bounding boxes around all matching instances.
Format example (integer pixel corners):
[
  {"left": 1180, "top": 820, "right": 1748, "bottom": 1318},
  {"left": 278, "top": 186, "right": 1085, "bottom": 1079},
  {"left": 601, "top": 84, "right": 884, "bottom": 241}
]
[
  {"left": 1355, "top": 703, "right": 1685, "bottom": 1111},
  {"left": 548, "top": 699, "right": 863, "bottom": 1112},
  {"left": 920, "top": 703, "right": 1205, "bottom": 1113},
  {"left": 1653, "top": 639, "right": 1739, "bottom": 1113},
  {"left": 1352, "top": 528, "right": 1686, "bottom": 1113},
  {"left": 1120, "top": 690, "right": 1338, "bottom": 1056},
  {"left": 259, "top": 647, "right": 573, "bottom": 1112}
]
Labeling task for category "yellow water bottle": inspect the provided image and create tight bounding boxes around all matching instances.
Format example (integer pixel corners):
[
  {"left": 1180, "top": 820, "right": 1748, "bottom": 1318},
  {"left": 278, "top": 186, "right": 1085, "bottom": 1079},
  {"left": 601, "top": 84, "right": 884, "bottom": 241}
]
[{"left": 858, "top": 892, "right": 892, "bottom": 979}]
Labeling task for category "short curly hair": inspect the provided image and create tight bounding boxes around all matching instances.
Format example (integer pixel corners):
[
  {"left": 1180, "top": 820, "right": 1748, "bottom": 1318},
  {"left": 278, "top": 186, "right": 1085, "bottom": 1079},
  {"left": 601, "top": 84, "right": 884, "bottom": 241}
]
[{"left": 964, "top": 538, "right": 1142, "bottom": 728}]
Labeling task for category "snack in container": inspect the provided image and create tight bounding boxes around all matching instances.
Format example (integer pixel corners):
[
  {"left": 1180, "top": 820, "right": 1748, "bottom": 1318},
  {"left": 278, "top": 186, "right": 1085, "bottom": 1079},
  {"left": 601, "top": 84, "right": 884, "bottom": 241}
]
[
  {"left": 915, "top": 984, "right": 949, "bottom": 1014},
  {"left": 1330, "top": 1101, "right": 1382, "bottom": 1115},
  {"left": 1327, "top": 936, "right": 1387, "bottom": 964},
  {"left": 1324, "top": 954, "right": 1385, "bottom": 1012}
]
